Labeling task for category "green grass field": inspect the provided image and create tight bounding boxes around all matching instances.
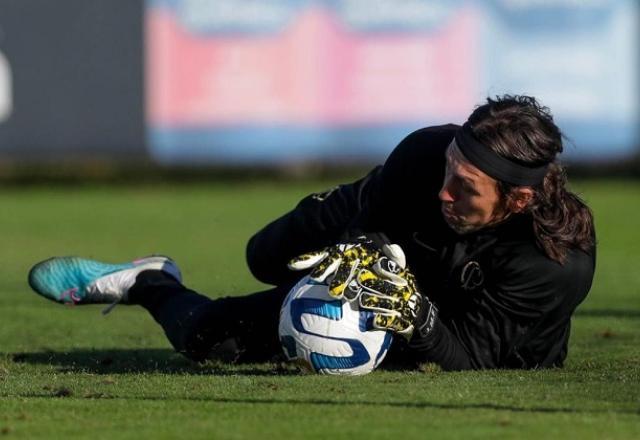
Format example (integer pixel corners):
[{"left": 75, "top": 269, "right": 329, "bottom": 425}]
[{"left": 0, "top": 179, "right": 639, "bottom": 439}]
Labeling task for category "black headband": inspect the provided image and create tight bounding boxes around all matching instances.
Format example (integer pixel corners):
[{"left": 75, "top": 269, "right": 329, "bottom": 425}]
[{"left": 454, "top": 122, "right": 549, "bottom": 186}]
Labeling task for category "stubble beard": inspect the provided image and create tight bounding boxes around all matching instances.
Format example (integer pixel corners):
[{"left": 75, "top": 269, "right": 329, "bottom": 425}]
[
  {"left": 442, "top": 205, "right": 510, "bottom": 235},
  {"left": 442, "top": 206, "right": 480, "bottom": 235},
  {"left": 444, "top": 216, "right": 482, "bottom": 235}
]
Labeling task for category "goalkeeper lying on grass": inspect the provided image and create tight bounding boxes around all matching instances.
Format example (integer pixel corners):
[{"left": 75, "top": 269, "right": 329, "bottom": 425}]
[{"left": 28, "top": 95, "right": 596, "bottom": 371}]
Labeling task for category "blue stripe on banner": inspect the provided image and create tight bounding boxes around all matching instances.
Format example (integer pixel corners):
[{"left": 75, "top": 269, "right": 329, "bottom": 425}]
[
  {"left": 148, "top": 118, "right": 638, "bottom": 165},
  {"left": 147, "top": 121, "right": 439, "bottom": 165}
]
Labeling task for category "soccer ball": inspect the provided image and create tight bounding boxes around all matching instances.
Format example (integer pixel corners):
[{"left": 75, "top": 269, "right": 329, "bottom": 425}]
[{"left": 279, "top": 275, "right": 393, "bottom": 375}]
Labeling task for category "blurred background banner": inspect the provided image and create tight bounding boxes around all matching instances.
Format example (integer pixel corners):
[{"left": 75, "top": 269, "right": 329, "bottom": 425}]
[
  {"left": 0, "top": 0, "right": 638, "bottom": 165},
  {"left": 146, "top": 0, "right": 479, "bottom": 164},
  {"left": 146, "top": 0, "right": 639, "bottom": 165}
]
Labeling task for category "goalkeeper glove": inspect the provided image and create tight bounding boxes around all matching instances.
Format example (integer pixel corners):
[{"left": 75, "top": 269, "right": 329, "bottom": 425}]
[
  {"left": 289, "top": 238, "right": 433, "bottom": 340},
  {"left": 356, "top": 248, "right": 424, "bottom": 339},
  {"left": 287, "top": 238, "right": 383, "bottom": 300}
]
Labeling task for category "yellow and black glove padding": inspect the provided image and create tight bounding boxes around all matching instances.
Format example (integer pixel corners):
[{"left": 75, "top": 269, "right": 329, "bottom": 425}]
[
  {"left": 287, "top": 240, "right": 383, "bottom": 300},
  {"left": 357, "top": 249, "right": 423, "bottom": 340}
]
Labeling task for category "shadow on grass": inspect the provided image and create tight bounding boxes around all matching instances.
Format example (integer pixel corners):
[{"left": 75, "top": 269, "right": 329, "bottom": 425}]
[
  {"left": 6, "top": 348, "right": 300, "bottom": 376},
  {"left": 150, "top": 396, "right": 640, "bottom": 415},
  {"left": 575, "top": 309, "right": 640, "bottom": 319},
  {"left": 9, "top": 393, "right": 640, "bottom": 416}
]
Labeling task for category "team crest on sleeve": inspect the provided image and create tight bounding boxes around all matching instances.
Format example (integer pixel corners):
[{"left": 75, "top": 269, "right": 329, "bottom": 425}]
[{"left": 460, "top": 261, "right": 484, "bottom": 291}]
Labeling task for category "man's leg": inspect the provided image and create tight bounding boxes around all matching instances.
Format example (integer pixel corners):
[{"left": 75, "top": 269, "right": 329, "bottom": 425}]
[
  {"left": 128, "top": 270, "right": 292, "bottom": 363},
  {"left": 28, "top": 255, "right": 292, "bottom": 364}
]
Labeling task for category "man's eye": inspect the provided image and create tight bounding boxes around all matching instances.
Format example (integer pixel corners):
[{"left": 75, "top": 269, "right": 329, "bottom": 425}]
[
  {"left": 463, "top": 183, "right": 479, "bottom": 195},
  {"left": 454, "top": 176, "right": 468, "bottom": 190}
]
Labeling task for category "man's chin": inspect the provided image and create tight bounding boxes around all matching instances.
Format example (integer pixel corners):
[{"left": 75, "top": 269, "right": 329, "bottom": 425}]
[{"left": 444, "top": 218, "right": 481, "bottom": 235}]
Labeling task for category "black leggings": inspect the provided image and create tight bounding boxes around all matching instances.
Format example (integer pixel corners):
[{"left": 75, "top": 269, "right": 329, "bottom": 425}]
[
  {"left": 129, "top": 270, "right": 414, "bottom": 367},
  {"left": 129, "top": 270, "right": 293, "bottom": 362}
]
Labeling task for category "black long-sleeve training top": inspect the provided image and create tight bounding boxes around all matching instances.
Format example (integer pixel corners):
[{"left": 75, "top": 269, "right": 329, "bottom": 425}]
[{"left": 246, "top": 124, "right": 596, "bottom": 370}]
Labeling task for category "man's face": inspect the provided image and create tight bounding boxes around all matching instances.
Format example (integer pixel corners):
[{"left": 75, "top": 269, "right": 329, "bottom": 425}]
[{"left": 439, "top": 140, "right": 505, "bottom": 234}]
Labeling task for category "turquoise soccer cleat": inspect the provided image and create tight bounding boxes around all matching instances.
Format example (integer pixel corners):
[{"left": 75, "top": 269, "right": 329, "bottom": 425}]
[{"left": 28, "top": 256, "right": 182, "bottom": 314}]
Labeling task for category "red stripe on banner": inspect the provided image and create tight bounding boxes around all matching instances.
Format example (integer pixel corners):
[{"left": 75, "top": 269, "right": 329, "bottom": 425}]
[{"left": 147, "top": 6, "right": 479, "bottom": 127}]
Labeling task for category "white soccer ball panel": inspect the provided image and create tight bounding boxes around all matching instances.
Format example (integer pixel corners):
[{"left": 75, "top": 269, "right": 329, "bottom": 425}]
[{"left": 279, "top": 276, "right": 393, "bottom": 375}]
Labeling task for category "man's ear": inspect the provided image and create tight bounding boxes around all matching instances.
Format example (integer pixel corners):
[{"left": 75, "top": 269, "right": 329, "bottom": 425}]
[{"left": 509, "top": 187, "right": 535, "bottom": 213}]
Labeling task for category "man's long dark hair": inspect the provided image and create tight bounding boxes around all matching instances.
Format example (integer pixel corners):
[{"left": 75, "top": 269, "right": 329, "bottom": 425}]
[{"left": 467, "top": 95, "right": 595, "bottom": 263}]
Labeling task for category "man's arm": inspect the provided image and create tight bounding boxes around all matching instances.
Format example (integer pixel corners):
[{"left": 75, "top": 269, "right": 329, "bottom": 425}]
[
  {"left": 410, "top": 244, "right": 595, "bottom": 370},
  {"left": 409, "top": 316, "right": 474, "bottom": 370},
  {"left": 246, "top": 168, "right": 382, "bottom": 286},
  {"left": 246, "top": 124, "right": 456, "bottom": 287}
]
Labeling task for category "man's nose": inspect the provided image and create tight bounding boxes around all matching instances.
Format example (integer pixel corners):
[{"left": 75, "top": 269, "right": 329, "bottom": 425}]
[{"left": 439, "top": 181, "right": 454, "bottom": 203}]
